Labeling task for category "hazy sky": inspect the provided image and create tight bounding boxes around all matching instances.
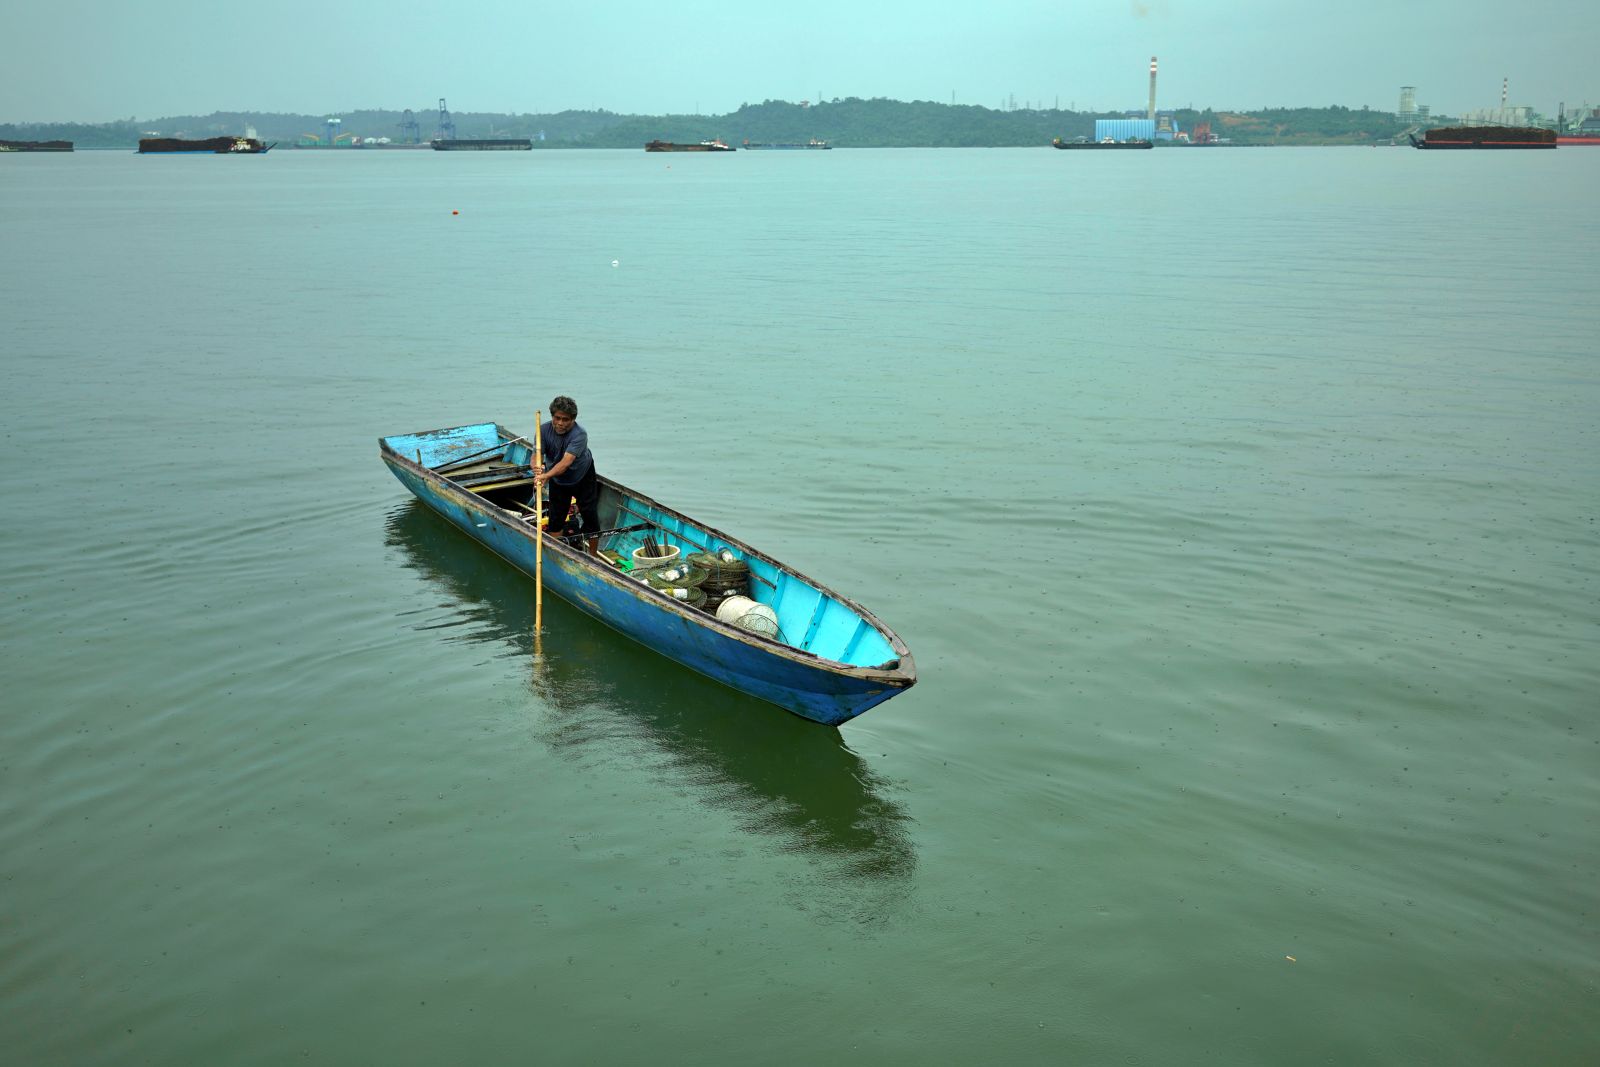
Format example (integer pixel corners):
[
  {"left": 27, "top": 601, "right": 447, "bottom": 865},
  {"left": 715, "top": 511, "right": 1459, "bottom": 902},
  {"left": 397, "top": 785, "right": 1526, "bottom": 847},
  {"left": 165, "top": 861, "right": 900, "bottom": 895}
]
[{"left": 4, "top": 1, "right": 1595, "bottom": 122}]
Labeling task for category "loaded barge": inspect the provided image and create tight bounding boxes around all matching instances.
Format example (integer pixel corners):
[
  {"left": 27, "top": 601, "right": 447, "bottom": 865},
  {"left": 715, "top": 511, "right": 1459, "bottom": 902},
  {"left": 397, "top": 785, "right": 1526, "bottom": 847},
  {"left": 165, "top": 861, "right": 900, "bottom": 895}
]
[
  {"left": 645, "top": 139, "right": 735, "bottom": 152},
  {"left": 0, "top": 139, "right": 73, "bottom": 152},
  {"left": 1053, "top": 137, "right": 1153, "bottom": 150},
  {"left": 742, "top": 139, "right": 830, "bottom": 150},
  {"left": 138, "top": 136, "right": 274, "bottom": 154},
  {"left": 430, "top": 138, "right": 532, "bottom": 151},
  {"left": 1408, "top": 127, "right": 1556, "bottom": 149}
]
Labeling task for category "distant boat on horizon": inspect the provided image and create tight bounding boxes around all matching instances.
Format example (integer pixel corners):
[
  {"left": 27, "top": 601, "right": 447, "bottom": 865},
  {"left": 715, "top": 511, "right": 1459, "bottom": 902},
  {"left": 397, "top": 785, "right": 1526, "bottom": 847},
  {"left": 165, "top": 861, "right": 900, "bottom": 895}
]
[
  {"left": 1052, "top": 137, "right": 1152, "bottom": 150},
  {"left": 741, "top": 138, "right": 831, "bottom": 150},
  {"left": 430, "top": 138, "right": 532, "bottom": 151},
  {"left": 138, "top": 136, "right": 274, "bottom": 154},
  {"left": 0, "top": 139, "right": 73, "bottom": 152},
  {"left": 645, "top": 139, "right": 735, "bottom": 152},
  {"left": 1408, "top": 126, "right": 1556, "bottom": 150}
]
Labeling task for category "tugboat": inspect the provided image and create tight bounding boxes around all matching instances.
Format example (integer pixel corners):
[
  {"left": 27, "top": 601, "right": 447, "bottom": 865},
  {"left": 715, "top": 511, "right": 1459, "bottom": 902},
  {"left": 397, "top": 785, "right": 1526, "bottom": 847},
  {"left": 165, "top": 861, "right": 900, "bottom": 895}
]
[
  {"left": 644, "top": 139, "right": 735, "bottom": 152},
  {"left": 138, "top": 136, "right": 275, "bottom": 154}
]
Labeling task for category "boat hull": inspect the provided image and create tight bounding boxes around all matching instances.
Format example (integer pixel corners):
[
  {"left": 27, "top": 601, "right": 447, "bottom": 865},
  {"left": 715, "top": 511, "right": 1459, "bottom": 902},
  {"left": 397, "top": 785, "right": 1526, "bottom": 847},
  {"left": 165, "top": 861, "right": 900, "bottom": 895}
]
[
  {"left": 379, "top": 437, "right": 912, "bottom": 726},
  {"left": 1410, "top": 141, "right": 1557, "bottom": 149}
]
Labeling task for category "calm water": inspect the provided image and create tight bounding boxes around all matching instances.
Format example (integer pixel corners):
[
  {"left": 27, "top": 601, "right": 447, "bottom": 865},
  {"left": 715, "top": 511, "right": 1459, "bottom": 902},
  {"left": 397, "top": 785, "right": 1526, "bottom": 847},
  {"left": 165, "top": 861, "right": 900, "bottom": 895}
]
[{"left": 2, "top": 147, "right": 1597, "bottom": 1064}]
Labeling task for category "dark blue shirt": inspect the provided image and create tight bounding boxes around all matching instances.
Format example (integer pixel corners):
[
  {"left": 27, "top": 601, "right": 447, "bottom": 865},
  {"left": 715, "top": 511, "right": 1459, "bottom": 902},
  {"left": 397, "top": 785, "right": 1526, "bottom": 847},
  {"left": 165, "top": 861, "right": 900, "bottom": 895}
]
[{"left": 539, "top": 420, "right": 593, "bottom": 486}]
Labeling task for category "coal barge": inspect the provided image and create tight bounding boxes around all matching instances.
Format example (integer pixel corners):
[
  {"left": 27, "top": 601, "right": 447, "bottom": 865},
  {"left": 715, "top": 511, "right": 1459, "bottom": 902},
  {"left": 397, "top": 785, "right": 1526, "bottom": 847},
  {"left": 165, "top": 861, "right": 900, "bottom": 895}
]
[
  {"left": 1053, "top": 137, "right": 1153, "bottom": 150},
  {"left": 430, "top": 138, "right": 532, "bottom": 151},
  {"left": 742, "top": 139, "right": 831, "bottom": 150},
  {"left": 1408, "top": 127, "right": 1556, "bottom": 149},
  {"left": 1, "top": 139, "right": 73, "bottom": 152},
  {"left": 645, "top": 140, "right": 735, "bottom": 152},
  {"left": 138, "top": 136, "right": 275, "bottom": 154}
]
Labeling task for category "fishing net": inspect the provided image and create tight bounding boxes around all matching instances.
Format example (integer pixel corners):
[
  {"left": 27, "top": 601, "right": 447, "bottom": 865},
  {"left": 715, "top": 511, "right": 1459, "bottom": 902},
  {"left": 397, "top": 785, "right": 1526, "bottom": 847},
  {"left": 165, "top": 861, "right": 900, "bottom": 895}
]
[
  {"left": 716, "top": 598, "right": 781, "bottom": 639},
  {"left": 648, "top": 584, "right": 707, "bottom": 609},
  {"left": 642, "top": 565, "right": 708, "bottom": 590},
  {"left": 688, "top": 550, "right": 749, "bottom": 577},
  {"left": 688, "top": 550, "right": 750, "bottom": 602},
  {"left": 632, "top": 564, "right": 710, "bottom": 610}
]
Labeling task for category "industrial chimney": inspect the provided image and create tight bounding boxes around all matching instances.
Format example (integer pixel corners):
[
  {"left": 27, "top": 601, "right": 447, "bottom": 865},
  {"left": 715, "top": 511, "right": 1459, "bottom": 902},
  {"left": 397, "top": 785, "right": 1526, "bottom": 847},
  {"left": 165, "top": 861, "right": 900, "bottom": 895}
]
[{"left": 1148, "top": 57, "right": 1158, "bottom": 121}]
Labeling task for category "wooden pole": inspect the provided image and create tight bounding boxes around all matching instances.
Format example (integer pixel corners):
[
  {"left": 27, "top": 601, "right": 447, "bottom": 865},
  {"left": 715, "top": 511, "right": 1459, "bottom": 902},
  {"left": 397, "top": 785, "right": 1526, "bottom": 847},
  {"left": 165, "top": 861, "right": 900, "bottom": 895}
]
[{"left": 534, "top": 412, "right": 544, "bottom": 637}]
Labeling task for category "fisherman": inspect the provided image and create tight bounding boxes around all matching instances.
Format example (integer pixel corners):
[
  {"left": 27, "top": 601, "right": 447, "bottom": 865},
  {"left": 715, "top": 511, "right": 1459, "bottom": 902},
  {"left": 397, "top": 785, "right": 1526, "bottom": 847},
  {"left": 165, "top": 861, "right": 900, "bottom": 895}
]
[{"left": 533, "top": 396, "right": 600, "bottom": 556}]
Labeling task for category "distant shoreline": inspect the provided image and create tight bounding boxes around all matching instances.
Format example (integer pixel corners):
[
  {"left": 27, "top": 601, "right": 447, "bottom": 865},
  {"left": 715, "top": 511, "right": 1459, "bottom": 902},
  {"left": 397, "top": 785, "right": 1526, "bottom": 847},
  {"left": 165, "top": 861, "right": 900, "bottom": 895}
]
[{"left": 2, "top": 100, "right": 1439, "bottom": 150}]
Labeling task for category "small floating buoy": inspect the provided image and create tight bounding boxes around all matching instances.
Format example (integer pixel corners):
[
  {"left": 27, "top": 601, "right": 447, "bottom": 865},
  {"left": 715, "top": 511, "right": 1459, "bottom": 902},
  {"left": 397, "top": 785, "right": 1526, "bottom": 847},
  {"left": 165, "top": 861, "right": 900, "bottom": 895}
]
[
  {"left": 452, "top": 210, "right": 459, "bottom": 215},
  {"left": 612, "top": 259, "right": 619, "bottom": 267}
]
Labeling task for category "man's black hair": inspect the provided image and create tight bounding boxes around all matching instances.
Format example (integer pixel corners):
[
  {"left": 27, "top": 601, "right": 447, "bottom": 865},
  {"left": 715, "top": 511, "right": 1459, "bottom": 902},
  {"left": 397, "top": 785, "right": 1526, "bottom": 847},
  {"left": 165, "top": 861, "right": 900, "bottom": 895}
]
[{"left": 550, "top": 396, "right": 578, "bottom": 417}]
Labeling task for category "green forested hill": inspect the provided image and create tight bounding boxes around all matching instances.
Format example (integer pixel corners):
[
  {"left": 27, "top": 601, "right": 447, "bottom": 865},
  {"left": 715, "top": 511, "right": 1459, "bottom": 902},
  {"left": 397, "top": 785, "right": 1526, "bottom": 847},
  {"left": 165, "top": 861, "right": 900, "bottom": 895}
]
[{"left": 3, "top": 100, "right": 1425, "bottom": 149}]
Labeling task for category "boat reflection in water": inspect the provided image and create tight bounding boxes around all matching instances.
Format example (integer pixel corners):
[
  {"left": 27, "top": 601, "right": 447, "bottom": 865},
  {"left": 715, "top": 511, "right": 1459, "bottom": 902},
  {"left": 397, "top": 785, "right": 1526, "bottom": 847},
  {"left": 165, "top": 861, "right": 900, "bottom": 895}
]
[{"left": 384, "top": 501, "right": 916, "bottom": 884}]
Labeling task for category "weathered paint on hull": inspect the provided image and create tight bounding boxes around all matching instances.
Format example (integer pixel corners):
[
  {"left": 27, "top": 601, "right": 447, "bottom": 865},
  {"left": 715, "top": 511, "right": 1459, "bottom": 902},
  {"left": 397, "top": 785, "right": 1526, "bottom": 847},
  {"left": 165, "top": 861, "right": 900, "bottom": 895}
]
[{"left": 382, "top": 457, "right": 910, "bottom": 726}]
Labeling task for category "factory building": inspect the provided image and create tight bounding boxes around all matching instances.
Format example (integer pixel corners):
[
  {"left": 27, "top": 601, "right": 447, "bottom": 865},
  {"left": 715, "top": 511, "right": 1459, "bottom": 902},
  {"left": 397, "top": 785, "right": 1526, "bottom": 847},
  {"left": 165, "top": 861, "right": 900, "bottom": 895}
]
[
  {"left": 1460, "top": 105, "right": 1533, "bottom": 127},
  {"left": 1095, "top": 111, "right": 1182, "bottom": 142},
  {"left": 1096, "top": 118, "right": 1156, "bottom": 142},
  {"left": 1397, "top": 87, "right": 1436, "bottom": 127},
  {"left": 1086, "top": 57, "right": 1186, "bottom": 143},
  {"left": 1460, "top": 78, "right": 1532, "bottom": 127}
]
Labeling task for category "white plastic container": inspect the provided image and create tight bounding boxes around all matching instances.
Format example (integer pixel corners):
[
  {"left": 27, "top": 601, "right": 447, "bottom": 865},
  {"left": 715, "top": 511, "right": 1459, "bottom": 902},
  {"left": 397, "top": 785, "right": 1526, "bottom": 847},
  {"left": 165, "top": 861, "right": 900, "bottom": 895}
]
[{"left": 631, "top": 543, "right": 680, "bottom": 571}]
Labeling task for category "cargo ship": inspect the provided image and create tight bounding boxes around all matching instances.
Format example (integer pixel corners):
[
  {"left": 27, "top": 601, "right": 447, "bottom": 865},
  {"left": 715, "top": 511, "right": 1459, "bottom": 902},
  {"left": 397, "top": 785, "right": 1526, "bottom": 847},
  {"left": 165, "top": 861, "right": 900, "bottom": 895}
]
[
  {"left": 0, "top": 139, "right": 73, "bottom": 152},
  {"left": 645, "top": 139, "right": 735, "bottom": 152},
  {"left": 742, "top": 138, "right": 830, "bottom": 150},
  {"left": 430, "top": 138, "right": 532, "bottom": 151},
  {"left": 138, "top": 136, "right": 274, "bottom": 154},
  {"left": 1052, "top": 137, "right": 1153, "bottom": 150},
  {"left": 1408, "top": 127, "right": 1556, "bottom": 149}
]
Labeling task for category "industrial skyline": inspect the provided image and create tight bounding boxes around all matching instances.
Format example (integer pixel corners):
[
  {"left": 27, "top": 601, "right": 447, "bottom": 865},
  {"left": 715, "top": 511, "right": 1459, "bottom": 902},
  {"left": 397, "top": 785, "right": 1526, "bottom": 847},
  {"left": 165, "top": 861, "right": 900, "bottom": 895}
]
[{"left": 2, "top": 0, "right": 1595, "bottom": 123}]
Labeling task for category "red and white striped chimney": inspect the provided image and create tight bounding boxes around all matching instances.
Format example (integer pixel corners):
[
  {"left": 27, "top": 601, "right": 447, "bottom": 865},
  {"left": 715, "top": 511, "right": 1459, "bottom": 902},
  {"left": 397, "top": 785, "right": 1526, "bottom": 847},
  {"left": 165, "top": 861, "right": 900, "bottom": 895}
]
[{"left": 1148, "top": 56, "right": 1158, "bottom": 122}]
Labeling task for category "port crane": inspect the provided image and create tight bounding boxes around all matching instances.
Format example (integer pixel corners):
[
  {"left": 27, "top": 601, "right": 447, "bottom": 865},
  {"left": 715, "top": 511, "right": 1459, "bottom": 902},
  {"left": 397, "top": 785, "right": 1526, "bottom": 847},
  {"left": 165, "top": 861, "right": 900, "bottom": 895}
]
[{"left": 435, "top": 98, "right": 456, "bottom": 142}]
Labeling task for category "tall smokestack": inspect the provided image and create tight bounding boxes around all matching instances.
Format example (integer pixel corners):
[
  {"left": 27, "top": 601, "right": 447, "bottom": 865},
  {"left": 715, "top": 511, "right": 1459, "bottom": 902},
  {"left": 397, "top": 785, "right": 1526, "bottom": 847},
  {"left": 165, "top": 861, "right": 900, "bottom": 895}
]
[
  {"left": 1148, "top": 56, "right": 1158, "bottom": 122},
  {"left": 1501, "top": 77, "right": 1508, "bottom": 109}
]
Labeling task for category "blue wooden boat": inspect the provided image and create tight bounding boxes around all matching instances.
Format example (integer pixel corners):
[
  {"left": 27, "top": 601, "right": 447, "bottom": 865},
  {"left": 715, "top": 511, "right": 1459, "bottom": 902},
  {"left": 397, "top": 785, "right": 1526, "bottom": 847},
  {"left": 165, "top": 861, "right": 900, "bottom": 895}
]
[{"left": 379, "top": 422, "right": 916, "bottom": 726}]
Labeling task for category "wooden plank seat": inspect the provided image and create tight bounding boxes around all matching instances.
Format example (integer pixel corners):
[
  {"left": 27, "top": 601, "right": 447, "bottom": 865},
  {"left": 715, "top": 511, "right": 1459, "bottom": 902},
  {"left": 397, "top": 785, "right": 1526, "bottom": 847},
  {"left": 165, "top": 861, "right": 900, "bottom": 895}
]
[
  {"left": 466, "top": 476, "right": 538, "bottom": 493},
  {"left": 452, "top": 464, "right": 538, "bottom": 493}
]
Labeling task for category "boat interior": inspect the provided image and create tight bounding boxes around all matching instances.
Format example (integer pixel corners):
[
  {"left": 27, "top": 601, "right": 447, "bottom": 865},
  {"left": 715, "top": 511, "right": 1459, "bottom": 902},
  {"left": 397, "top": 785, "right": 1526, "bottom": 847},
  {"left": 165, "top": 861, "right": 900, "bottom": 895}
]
[{"left": 383, "top": 425, "right": 899, "bottom": 669}]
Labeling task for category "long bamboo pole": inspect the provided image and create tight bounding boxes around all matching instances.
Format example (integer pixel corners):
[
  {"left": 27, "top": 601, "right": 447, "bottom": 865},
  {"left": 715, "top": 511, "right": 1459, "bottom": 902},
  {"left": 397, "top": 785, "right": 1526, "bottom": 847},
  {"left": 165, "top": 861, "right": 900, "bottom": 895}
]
[{"left": 534, "top": 412, "right": 544, "bottom": 636}]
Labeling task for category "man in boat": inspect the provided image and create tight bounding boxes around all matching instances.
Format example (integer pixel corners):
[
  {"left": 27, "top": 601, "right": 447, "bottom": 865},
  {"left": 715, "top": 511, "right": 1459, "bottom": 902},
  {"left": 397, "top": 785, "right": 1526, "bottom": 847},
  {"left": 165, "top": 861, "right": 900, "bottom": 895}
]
[{"left": 533, "top": 396, "right": 600, "bottom": 556}]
